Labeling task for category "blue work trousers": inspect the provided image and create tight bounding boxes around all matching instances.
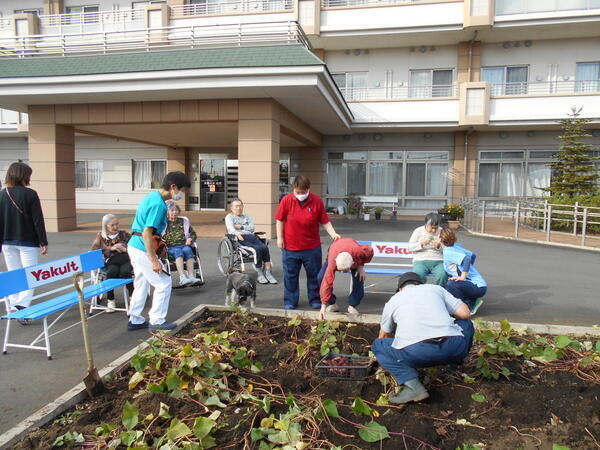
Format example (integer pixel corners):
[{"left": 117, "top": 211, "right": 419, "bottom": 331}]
[
  {"left": 316, "top": 258, "right": 364, "bottom": 307},
  {"left": 446, "top": 280, "right": 487, "bottom": 309},
  {"left": 372, "top": 320, "right": 474, "bottom": 385},
  {"left": 282, "top": 246, "right": 322, "bottom": 309}
]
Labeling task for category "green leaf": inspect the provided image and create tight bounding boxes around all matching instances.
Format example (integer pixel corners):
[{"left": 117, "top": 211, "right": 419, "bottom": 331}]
[
  {"left": 205, "top": 395, "right": 226, "bottom": 408},
  {"left": 122, "top": 401, "right": 139, "bottom": 430},
  {"left": 358, "top": 421, "right": 389, "bottom": 442},
  {"left": 262, "top": 396, "right": 271, "bottom": 414},
  {"left": 295, "top": 344, "right": 307, "bottom": 358},
  {"left": 375, "top": 394, "right": 389, "bottom": 406},
  {"left": 147, "top": 382, "right": 165, "bottom": 393},
  {"left": 461, "top": 373, "right": 476, "bottom": 383},
  {"left": 552, "top": 445, "right": 571, "bottom": 450},
  {"left": 555, "top": 335, "right": 572, "bottom": 348},
  {"left": 165, "top": 373, "right": 181, "bottom": 391},
  {"left": 321, "top": 399, "right": 340, "bottom": 418},
  {"left": 95, "top": 423, "right": 116, "bottom": 436},
  {"left": 595, "top": 340, "right": 600, "bottom": 353},
  {"left": 287, "top": 318, "right": 301, "bottom": 326},
  {"left": 352, "top": 397, "right": 373, "bottom": 417},
  {"left": 119, "top": 430, "right": 139, "bottom": 446},
  {"left": 130, "top": 355, "right": 148, "bottom": 372},
  {"left": 471, "top": 393, "right": 486, "bottom": 403},
  {"left": 500, "top": 319, "right": 512, "bottom": 333},
  {"left": 251, "top": 428, "right": 265, "bottom": 442},
  {"left": 201, "top": 435, "right": 217, "bottom": 449},
  {"left": 167, "top": 418, "right": 192, "bottom": 441},
  {"left": 320, "top": 342, "right": 330, "bottom": 356},
  {"left": 193, "top": 416, "right": 216, "bottom": 440},
  {"left": 542, "top": 347, "right": 559, "bottom": 362},
  {"left": 159, "top": 402, "right": 171, "bottom": 419},
  {"left": 128, "top": 372, "right": 144, "bottom": 390}
]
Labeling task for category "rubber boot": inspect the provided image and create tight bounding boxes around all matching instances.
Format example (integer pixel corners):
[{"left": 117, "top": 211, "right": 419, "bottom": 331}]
[{"left": 389, "top": 378, "right": 430, "bottom": 404}]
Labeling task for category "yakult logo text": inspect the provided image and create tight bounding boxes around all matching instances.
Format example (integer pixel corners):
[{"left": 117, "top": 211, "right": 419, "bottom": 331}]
[
  {"left": 26, "top": 256, "right": 82, "bottom": 288},
  {"left": 371, "top": 242, "right": 413, "bottom": 259}
]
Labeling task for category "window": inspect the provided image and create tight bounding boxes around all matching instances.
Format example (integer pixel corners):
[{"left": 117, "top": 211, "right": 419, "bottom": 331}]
[
  {"left": 332, "top": 72, "right": 368, "bottom": 100},
  {"left": 482, "top": 66, "right": 528, "bottom": 95},
  {"left": 75, "top": 161, "right": 103, "bottom": 189},
  {"left": 326, "top": 162, "right": 366, "bottom": 196},
  {"left": 14, "top": 9, "right": 42, "bottom": 15},
  {"left": 409, "top": 69, "right": 454, "bottom": 98},
  {"left": 132, "top": 160, "right": 166, "bottom": 190},
  {"left": 369, "top": 162, "right": 402, "bottom": 195},
  {"left": 576, "top": 62, "right": 600, "bottom": 92},
  {"left": 66, "top": 5, "right": 100, "bottom": 23}
]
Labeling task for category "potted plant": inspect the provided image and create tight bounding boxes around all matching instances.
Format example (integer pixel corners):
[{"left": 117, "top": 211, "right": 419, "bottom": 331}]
[
  {"left": 390, "top": 209, "right": 398, "bottom": 221},
  {"left": 438, "top": 204, "right": 464, "bottom": 229},
  {"left": 374, "top": 207, "right": 384, "bottom": 220},
  {"left": 344, "top": 193, "right": 362, "bottom": 220},
  {"left": 362, "top": 207, "right": 371, "bottom": 221}
]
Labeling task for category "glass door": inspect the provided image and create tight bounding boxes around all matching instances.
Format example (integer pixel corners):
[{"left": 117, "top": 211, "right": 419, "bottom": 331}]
[{"left": 200, "top": 159, "right": 226, "bottom": 210}]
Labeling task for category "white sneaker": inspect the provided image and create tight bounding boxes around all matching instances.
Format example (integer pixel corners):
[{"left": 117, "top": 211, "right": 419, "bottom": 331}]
[
  {"left": 106, "top": 300, "right": 116, "bottom": 313},
  {"left": 347, "top": 306, "right": 360, "bottom": 315},
  {"left": 179, "top": 275, "right": 192, "bottom": 286},
  {"left": 326, "top": 304, "right": 339, "bottom": 313},
  {"left": 255, "top": 268, "right": 268, "bottom": 284},
  {"left": 264, "top": 269, "right": 278, "bottom": 284},
  {"left": 188, "top": 276, "right": 201, "bottom": 284}
]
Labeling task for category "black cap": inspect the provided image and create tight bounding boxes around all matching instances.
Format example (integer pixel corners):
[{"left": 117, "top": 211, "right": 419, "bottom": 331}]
[{"left": 397, "top": 272, "right": 423, "bottom": 290}]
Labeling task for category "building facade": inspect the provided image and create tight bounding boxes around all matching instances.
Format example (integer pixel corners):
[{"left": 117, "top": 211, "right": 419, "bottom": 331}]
[{"left": 0, "top": 0, "right": 599, "bottom": 235}]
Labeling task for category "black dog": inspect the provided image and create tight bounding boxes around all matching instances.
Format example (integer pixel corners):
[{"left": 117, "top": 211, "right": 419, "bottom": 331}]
[{"left": 225, "top": 268, "right": 257, "bottom": 308}]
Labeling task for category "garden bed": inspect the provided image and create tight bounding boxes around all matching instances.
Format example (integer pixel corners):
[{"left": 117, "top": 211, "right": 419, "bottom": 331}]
[{"left": 14, "top": 310, "right": 600, "bottom": 450}]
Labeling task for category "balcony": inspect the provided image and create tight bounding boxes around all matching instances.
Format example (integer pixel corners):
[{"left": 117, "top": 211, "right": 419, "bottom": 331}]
[
  {"left": 0, "top": 109, "right": 27, "bottom": 133},
  {"left": 339, "top": 85, "right": 459, "bottom": 126},
  {"left": 488, "top": 80, "right": 600, "bottom": 124},
  {"left": 170, "top": 0, "right": 294, "bottom": 18},
  {"left": 0, "top": 21, "right": 311, "bottom": 58},
  {"left": 495, "top": 0, "right": 600, "bottom": 16},
  {"left": 38, "top": 9, "right": 146, "bottom": 35}
]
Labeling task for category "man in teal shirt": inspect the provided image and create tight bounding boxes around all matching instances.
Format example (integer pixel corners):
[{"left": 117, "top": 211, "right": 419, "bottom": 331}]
[{"left": 127, "top": 171, "right": 191, "bottom": 331}]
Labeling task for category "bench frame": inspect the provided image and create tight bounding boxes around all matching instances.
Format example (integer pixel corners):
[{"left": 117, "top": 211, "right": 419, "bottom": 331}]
[
  {"left": 1, "top": 250, "right": 132, "bottom": 359},
  {"left": 360, "top": 196, "right": 399, "bottom": 214}
]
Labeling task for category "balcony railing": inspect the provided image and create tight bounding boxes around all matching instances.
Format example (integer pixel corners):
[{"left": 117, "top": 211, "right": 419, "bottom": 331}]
[
  {"left": 489, "top": 80, "right": 600, "bottom": 96},
  {"left": 496, "top": 0, "right": 600, "bottom": 16},
  {"left": 339, "top": 84, "right": 458, "bottom": 100},
  {"left": 171, "top": 0, "right": 293, "bottom": 17},
  {"left": 0, "top": 21, "right": 312, "bottom": 58},
  {"left": 322, "top": 0, "right": 428, "bottom": 8},
  {"left": 38, "top": 9, "right": 145, "bottom": 34}
]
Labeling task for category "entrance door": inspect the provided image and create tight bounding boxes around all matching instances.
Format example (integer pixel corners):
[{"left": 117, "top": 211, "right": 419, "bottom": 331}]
[{"left": 200, "top": 159, "right": 226, "bottom": 210}]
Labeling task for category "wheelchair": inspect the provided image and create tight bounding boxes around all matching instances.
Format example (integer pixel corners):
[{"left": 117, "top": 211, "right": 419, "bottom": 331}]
[
  {"left": 163, "top": 242, "right": 205, "bottom": 288},
  {"left": 217, "top": 232, "right": 267, "bottom": 276}
]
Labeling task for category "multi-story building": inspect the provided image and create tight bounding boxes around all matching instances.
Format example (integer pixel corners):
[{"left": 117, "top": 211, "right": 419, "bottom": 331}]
[{"left": 0, "top": 0, "right": 599, "bottom": 235}]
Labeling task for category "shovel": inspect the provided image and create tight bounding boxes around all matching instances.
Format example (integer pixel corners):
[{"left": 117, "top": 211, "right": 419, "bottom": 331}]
[{"left": 73, "top": 273, "right": 105, "bottom": 397}]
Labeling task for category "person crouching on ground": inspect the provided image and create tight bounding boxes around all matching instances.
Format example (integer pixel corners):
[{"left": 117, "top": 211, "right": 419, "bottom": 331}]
[
  {"left": 408, "top": 212, "right": 447, "bottom": 287},
  {"left": 164, "top": 201, "right": 201, "bottom": 287},
  {"left": 371, "top": 272, "right": 473, "bottom": 404},
  {"left": 225, "top": 198, "right": 277, "bottom": 284},
  {"left": 127, "top": 171, "right": 191, "bottom": 332},
  {"left": 439, "top": 228, "right": 487, "bottom": 315},
  {"left": 317, "top": 237, "right": 374, "bottom": 320},
  {"left": 91, "top": 214, "right": 133, "bottom": 312}
]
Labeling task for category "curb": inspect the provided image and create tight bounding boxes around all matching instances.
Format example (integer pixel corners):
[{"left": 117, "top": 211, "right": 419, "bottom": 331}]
[{"left": 1, "top": 306, "right": 598, "bottom": 449}]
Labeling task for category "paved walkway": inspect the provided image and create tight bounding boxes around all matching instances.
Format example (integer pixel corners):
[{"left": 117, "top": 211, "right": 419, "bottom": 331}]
[{"left": 0, "top": 216, "right": 598, "bottom": 435}]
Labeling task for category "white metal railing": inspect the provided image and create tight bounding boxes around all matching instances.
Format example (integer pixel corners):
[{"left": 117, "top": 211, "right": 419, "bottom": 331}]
[
  {"left": 489, "top": 80, "right": 600, "bottom": 96},
  {"left": 496, "top": 0, "right": 600, "bottom": 16},
  {"left": 38, "top": 9, "right": 145, "bottom": 34},
  {"left": 339, "top": 84, "right": 458, "bottom": 100},
  {"left": 323, "top": 0, "right": 428, "bottom": 7},
  {"left": 171, "top": 0, "right": 293, "bottom": 17},
  {"left": 0, "top": 21, "right": 311, "bottom": 58},
  {"left": 460, "top": 197, "right": 600, "bottom": 248}
]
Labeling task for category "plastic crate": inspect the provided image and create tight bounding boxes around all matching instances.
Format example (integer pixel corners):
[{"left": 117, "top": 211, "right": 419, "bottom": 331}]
[{"left": 316, "top": 353, "right": 374, "bottom": 381}]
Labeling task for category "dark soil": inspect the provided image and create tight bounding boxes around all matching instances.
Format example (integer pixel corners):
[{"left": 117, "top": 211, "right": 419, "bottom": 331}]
[{"left": 14, "top": 311, "right": 600, "bottom": 450}]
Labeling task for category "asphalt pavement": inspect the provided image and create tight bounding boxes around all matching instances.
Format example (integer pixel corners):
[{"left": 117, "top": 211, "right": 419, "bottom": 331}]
[{"left": 0, "top": 217, "right": 598, "bottom": 435}]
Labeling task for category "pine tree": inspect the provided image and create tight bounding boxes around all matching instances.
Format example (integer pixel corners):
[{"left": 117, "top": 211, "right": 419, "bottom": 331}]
[{"left": 546, "top": 107, "right": 599, "bottom": 198}]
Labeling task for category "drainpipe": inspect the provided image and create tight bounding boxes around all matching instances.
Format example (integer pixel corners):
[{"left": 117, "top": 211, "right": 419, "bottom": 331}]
[
  {"left": 467, "top": 31, "right": 479, "bottom": 82},
  {"left": 464, "top": 127, "right": 475, "bottom": 198}
]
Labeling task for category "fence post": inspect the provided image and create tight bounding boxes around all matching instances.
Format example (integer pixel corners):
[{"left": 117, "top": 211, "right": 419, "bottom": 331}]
[
  {"left": 544, "top": 200, "right": 548, "bottom": 232},
  {"left": 481, "top": 200, "right": 486, "bottom": 233},
  {"left": 581, "top": 207, "right": 588, "bottom": 247},
  {"left": 514, "top": 202, "right": 520, "bottom": 238},
  {"left": 546, "top": 204, "right": 552, "bottom": 241},
  {"left": 573, "top": 202, "right": 578, "bottom": 235}
]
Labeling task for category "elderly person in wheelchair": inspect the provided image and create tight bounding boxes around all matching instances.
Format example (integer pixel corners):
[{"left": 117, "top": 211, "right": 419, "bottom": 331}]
[
  {"left": 224, "top": 198, "right": 277, "bottom": 284},
  {"left": 163, "top": 201, "right": 202, "bottom": 286}
]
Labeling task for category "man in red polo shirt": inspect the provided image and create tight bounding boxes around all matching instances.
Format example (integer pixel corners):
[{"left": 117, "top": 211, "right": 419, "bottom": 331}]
[
  {"left": 276, "top": 175, "right": 341, "bottom": 310},
  {"left": 317, "top": 238, "right": 374, "bottom": 320}
]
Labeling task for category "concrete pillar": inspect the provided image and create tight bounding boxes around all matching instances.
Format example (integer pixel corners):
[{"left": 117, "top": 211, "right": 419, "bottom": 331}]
[
  {"left": 28, "top": 106, "right": 76, "bottom": 232},
  {"left": 167, "top": 146, "right": 188, "bottom": 210},
  {"left": 237, "top": 116, "right": 280, "bottom": 238},
  {"left": 293, "top": 147, "right": 324, "bottom": 197},
  {"left": 451, "top": 131, "right": 478, "bottom": 201},
  {"left": 457, "top": 41, "right": 482, "bottom": 84},
  {"left": 44, "top": 0, "right": 64, "bottom": 15}
]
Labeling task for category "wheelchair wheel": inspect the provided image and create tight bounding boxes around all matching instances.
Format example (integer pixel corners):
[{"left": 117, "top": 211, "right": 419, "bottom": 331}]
[{"left": 217, "top": 238, "right": 234, "bottom": 276}]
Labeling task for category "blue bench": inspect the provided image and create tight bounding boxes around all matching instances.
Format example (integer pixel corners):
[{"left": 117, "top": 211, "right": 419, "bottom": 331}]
[
  {"left": 1, "top": 250, "right": 133, "bottom": 359},
  {"left": 358, "top": 241, "right": 414, "bottom": 292}
]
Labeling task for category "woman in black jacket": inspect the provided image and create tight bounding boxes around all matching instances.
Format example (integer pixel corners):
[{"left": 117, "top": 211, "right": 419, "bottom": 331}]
[{"left": 0, "top": 162, "right": 48, "bottom": 314}]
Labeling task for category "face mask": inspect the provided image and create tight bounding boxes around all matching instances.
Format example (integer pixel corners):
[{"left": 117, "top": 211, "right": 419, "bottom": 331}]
[
  {"left": 108, "top": 233, "right": 119, "bottom": 239},
  {"left": 171, "top": 190, "right": 185, "bottom": 201},
  {"left": 294, "top": 192, "right": 309, "bottom": 202}
]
